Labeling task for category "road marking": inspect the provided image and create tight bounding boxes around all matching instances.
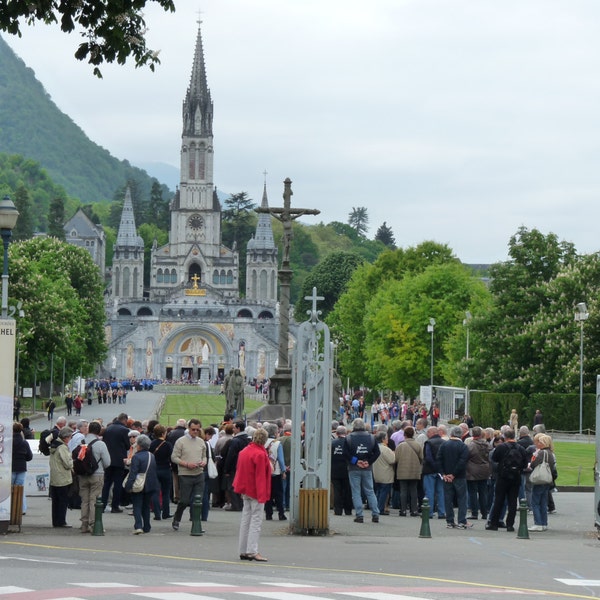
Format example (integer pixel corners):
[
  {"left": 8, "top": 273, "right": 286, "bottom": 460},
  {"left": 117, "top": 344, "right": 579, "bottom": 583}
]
[
  {"left": 167, "top": 583, "right": 235, "bottom": 588},
  {"left": 0, "top": 556, "right": 75, "bottom": 565},
  {"left": 132, "top": 594, "right": 221, "bottom": 600},
  {"left": 261, "top": 583, "right": 318, "bottom": 588},
  {"left": 557, "top": 580, "right": 600, "bottom": 587},
  {"left": 339, "top": 593, "right": 431, "bottom": 600},
  {"left": 238, "top": 592, "right": 336, "bottom": 600},
  {"left": 70, "top": 583, "right": 139, "bottom": 588},
  {"left": 0, "top": 588, "right": 32, "bottom": 595}
]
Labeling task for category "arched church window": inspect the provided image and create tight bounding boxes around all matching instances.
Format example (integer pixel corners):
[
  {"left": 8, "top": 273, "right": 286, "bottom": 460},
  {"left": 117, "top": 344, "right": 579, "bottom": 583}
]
[
  {"left": 170, "top": 269, "right": 177, "bottom": 284},
  {"left": 157, "top": 269, "right": 163, "bottom": 283},
  {"left": 220, "top": 270, "right": 226, "bottom": 284},
  {"left": 227, "top": 270, "right": 233, "bottom": 284},
  {"left": 237, "top": 309, "right": 253, "bottom": 318},
  {"left": 212, "top": 270, "right": 219, "bottom": 284},
  {"left": 258, "top": 311, "right": 274, "bottom": 319}
]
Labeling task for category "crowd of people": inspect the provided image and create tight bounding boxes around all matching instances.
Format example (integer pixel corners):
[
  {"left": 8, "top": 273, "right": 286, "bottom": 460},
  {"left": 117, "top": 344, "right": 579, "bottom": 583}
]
[
  {"left": 11, "top": 404, "right": 556, "bottom": 557},
  {"left": 12, "top": 411, "right": 295, "bottom": 561},
  {"left": 330, "top": 409, "right": 556, "bottom": 533}
]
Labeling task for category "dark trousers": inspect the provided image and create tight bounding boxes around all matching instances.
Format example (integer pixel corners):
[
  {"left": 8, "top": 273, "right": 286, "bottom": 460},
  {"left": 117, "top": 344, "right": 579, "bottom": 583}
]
[
  {"left": 173, "top": 474, "right": 205, "bottom": 522},
  {"left": 101, "top": 466, "right": 126, "bottom": 509},
  {"left": 50, "top": 484, "right": 70, "bottom": 526},
  {"left": 332, "top": 475, "right": 353, "bottom": 515},
  {"left": 131, "top": 491, "right": 152, "bottom": 532},
  {"left": 467, "top": 479, "right": 488, "bottom": 517},
  {"left": 489, "top": 475, "right": 520, "bottom": 528},
  {"left": 265, "top": 474, "right": 285, "bottom": 518},
  {"left": 153, "top": 467, "right": 172, "bottom": 519},
  {"left": 226, "top": 475, "right": 243, "bottom": 511}
]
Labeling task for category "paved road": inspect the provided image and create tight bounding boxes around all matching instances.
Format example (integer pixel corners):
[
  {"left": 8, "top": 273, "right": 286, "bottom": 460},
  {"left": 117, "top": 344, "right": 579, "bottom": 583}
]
[
  {"left": 27, "top": 389, "right": 165, "bottom": 434},
  {"left": 9, "top": 391, "right": 600, "bottom": 600}
]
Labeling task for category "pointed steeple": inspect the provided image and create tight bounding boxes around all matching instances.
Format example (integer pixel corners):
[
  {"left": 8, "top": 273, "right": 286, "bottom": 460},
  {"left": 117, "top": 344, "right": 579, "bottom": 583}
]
[
  {"left": 116, "top": 187, "right": 144, "bottom": 250},
  {"left": 183, "top": 20, "right": 213, "bottom": 137},
  {"left": 248, "top": 183, "right": 275, "bottom": 250}
]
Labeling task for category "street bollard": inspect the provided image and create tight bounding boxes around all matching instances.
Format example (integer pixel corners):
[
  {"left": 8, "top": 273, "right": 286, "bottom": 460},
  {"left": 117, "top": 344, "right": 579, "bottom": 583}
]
[
  {"left": 190, "top": 494, "right": 204, "bottom": 536},
  {"left": 92, "top": 497, "right": 105, "bottom": 536},
  {"left": 418, "top": 497, "right": 432, "bottom": 538},
  {"left": 516, "top": 498, "right": 529, "bottom": 539}
]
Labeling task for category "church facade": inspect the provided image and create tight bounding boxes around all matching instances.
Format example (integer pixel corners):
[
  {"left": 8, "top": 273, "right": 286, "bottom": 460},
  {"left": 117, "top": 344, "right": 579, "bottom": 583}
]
[{"left": 105, "top": 23, "right": 279, "bottom": 385}]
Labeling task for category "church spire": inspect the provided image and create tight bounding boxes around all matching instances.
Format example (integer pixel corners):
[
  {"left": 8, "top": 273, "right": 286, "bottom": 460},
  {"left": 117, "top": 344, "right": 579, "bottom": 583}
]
[
  {"left": 249, "top": 182, "right": 276, "bottom": 250},
  {"left": 116, "top": 186, "right": 144, "bottom": 249},
  {"left": 183, "top": 19, "right": 213, "bottom": 137}
]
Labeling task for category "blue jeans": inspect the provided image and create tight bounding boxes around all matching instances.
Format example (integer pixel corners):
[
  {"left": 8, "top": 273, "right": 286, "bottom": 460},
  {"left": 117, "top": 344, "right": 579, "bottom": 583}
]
[
  {"left": 423, "top": 473, "right": 445, "bottom": 516},
  {"left": 443, "top": 478, "right": 467, "bottom": 525},
  {"left": 373, "top": 481, "right": 392, "bottom": 514},
  {"left": 348, "top": 469, "right": 379, "bottom": 518},
  {"left": 531, "top": 483, "right": 550, "bottom": 526}
]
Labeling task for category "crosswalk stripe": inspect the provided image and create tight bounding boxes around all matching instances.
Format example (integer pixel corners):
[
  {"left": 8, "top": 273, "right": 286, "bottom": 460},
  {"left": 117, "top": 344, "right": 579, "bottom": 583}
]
[
  {"left": 238, "top": 592, "right": 333, "bottom": 600},
  {"left": 338, "top": 593, "right": 432, "bottom": 600},
  {"left": 168, "top": 583, "right": 235, "bottom": 588},
  {"left": 261, "top": 583, "right": 318, "bottom": 588},
  {"left": 70, "top": 583, "right": 139, "bottom": 588},
  {"left": 556, "top": 579, "right": 600, "bottom": 586},
  {"left": 0, "top": 588, "right": 32, "bottom": 595},
  {"left": 132, "top": 594, "right": 222, "bottom": 600}
]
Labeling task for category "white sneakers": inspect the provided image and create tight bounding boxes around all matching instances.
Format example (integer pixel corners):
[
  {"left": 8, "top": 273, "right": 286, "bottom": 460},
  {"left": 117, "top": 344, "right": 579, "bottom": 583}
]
[{"left": 528, "top": 525, "right": 547, "bottom": 532}]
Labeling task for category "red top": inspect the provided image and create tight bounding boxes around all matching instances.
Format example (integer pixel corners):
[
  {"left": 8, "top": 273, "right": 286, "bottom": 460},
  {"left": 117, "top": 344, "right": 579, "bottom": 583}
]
[{"left": 233, "top": 442, "right": 272, "bottom": 503}]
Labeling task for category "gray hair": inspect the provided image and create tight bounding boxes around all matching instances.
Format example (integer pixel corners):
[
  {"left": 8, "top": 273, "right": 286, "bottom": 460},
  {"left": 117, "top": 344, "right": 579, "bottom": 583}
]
[
  {"left": 352, "top": 418, "right": 366, "bottom": 431},
  {"left": 136, "top": 434, "right": 151, "bottom": 450},
  {"left": 58, "top": 426, "right": 73, "bottom": 439},
  {"left": 263, "top": 422, "right": 278, "bottom": 438},
  {"left": 519, "top": 425, "right": 530, "bottom": 436},
  {"left": 451, "top": 426, "right": 463, "bottom": 438},
  {"left": 375, "top": 430, "right": 387, "bottom": 443}
]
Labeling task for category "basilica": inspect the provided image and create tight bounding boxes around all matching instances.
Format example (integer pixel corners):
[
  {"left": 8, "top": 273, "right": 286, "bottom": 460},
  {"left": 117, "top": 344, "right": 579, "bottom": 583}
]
[{"left": 103, "top": 23, "right": 280, "bottom": 384}]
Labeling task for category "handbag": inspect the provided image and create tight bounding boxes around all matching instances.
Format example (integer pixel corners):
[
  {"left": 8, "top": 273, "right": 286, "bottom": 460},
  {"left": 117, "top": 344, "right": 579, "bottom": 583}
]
[
  {"left": 207, "top": 456, "right": 218, "bottom": 479},
  {"left": 126, "top": 453, "right": 152, "bottom": 493},
  {"left": 529, "top": 451, "right": 553, "bottom": 485}
]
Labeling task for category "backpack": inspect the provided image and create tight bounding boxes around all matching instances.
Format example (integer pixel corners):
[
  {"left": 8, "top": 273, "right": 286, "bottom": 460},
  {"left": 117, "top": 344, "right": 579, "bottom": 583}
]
[
  {"left": 38, "top": 429, "right": 57, "bottom": 456},
  {"left": 500, "top": 443, "right": 523, "bottom": 479},
  {"left": 72, "top": 439, "right": 100, "bottom": 475}
]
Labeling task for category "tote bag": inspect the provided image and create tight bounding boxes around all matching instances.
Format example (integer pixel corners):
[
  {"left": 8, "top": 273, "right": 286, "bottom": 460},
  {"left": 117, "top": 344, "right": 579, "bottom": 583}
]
[{"left": 529, "top": 452, "right": 553, "bottom": 485}]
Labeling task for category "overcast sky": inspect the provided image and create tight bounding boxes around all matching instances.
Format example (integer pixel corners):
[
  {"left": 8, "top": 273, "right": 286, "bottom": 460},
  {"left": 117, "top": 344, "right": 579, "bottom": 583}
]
[{"left": 5, "top": 1, "right": 600, "bottom": 264}]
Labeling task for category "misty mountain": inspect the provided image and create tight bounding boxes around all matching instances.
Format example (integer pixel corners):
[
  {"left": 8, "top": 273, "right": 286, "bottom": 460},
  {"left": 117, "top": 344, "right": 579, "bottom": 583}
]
[{"left": 0, "top": 34, "right": 170, "bottom": 204}]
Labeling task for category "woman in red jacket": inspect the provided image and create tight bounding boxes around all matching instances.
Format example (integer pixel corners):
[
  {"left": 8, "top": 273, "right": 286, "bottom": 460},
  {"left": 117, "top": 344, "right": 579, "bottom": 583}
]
[{"left": 233, "top": 428, "right": 272, "bottom": 562}]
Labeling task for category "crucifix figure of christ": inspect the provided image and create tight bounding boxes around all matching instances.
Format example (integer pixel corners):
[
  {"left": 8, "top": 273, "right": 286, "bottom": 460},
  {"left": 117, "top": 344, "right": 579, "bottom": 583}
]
[
  {"left": 256, "top": 178, "right": 320, "bottom": 402},
  {"left": 257, "top": 177, "right": 320, "bottom": 269}
]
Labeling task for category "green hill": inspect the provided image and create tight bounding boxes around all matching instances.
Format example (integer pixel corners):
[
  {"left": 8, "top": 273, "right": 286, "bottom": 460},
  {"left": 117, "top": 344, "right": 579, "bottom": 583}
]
[{"left": 0, "top": 34, "right": 169, "bottom": 204}]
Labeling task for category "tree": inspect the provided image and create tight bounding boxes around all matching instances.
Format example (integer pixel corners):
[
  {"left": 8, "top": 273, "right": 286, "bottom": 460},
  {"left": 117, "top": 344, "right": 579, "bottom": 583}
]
[
  {"left": 13, "top": 185, "right": 34, "bottom": 241},
  {"left": 328, "top": 241, "right": 461, "bottom": 388},
  {"left": 0, "top": 1, "right": 176, "bottom": 78},
  {"left": 348, "top": 206, "right": 369, "bottom": 237},
  {"left": 362, "top": 262, "right": 489, "bottom": 394},
  {"left": 47, "top": 196, "right": 65, "bottom": 239},
  {"left": 148, "top": 180, "right": 169, "bottom": 230},
  {"left": 295, "top": 251, "right": 364, "bottom": 320},
  {"left": 467, "top": 227, "right": 577, "bottom": 394},
  {"left": 375, "top": 222, "right": 396, "bottom": 249},
  {"left": 222, "top": 192, "right": 256, "bottom": 250},
  {"left": 9, "top": 236, "right": 107, "bottom": 388}
]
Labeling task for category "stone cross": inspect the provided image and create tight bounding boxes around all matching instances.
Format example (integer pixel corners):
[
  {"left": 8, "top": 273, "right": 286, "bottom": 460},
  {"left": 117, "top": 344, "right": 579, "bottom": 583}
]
[{"left": 305, "top": 287, "right": 324, "bottom": 324}]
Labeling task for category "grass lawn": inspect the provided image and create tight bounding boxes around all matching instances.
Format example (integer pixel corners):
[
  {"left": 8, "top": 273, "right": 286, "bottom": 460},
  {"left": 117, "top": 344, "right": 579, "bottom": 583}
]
[
  {"left": 554, "top": 441, "right": 596, "bottom": 487},
  {"left": 159, "top": 393, "right": 265, "bottom": 428}
]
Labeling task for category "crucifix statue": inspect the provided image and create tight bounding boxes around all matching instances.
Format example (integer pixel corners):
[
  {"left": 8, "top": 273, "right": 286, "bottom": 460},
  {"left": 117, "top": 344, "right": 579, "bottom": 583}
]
[{"left": 256, "top": 178, "right": 320, "bottom": 404}]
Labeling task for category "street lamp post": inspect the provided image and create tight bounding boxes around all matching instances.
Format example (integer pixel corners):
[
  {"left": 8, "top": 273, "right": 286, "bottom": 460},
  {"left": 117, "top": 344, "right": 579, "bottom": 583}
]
[
  {"left": 575, "top": 302, "right": 589, "bottom": 435},
  {"left": 427, "top": 318, "right": 436, "bottom": 386},
  {"left": 463, "top": 311, "right": 472, "bottom": 361},
  {"left": 0, "top": 194, "right": 19, "bottom": 535}
]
